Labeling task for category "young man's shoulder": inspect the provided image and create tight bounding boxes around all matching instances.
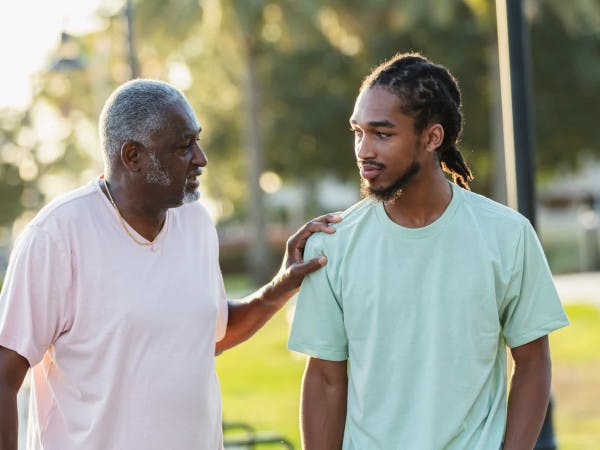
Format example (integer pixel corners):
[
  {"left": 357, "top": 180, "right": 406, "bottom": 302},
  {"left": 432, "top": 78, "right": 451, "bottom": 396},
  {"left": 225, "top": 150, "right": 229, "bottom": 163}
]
[
  {"left": 329, "top": 198, "right": 376, "bottom": 233},
  {"left": 306, "top": 198, "right": 375, "bottom": 249},
  {"left": 459, "top": 186, "right": 530, "bottom": 229}
]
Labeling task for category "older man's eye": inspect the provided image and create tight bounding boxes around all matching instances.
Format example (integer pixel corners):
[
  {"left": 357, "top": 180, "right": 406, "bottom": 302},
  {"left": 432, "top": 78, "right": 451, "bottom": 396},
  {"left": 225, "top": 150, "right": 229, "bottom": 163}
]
[
  {"left": 189, "top": 137, "right": 202, "bottom": 147},
  {"left": 182, "top": 140, "right": 194, "bottom": 149}
]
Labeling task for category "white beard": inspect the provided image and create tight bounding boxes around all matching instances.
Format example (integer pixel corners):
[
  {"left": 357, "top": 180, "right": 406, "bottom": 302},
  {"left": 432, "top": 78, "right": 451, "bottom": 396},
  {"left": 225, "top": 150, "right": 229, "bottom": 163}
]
[
  {"left": 144, "top": 151, "right": 171, "bottom": 186},
  {"left": 183, "top": 189, "right": 200, "bottom": 203}
]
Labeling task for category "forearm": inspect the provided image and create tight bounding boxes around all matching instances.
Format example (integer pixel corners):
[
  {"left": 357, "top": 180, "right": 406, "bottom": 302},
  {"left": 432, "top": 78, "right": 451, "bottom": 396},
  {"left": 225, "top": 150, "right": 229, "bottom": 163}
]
[
  {"left": 0, "top": 348, "right": 30, "bottom": 450},
  {"left": 504, "top": 353, "right": 551, "bottom": 449},
  {"left": 215, "top": 280, "right": 294, "bottom": 354},
  {"left": 214, "top": 213, "right": 339, "bottom": 354},
  {"left": 301, "top": 368, "right": 347, "bottom": 449},
  {"left": 0, "top": 388, "right": 19, "bottom": 450}
]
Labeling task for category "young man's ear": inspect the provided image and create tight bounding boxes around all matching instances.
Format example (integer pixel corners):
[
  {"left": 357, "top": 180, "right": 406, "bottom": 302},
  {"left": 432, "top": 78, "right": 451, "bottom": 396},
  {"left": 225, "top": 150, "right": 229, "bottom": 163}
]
[
  {"left": 120, "top": 141, "right": 143, "bottom": 172},
  {"left": 424, "top": 123, "right": 444, "bottom": 153}
]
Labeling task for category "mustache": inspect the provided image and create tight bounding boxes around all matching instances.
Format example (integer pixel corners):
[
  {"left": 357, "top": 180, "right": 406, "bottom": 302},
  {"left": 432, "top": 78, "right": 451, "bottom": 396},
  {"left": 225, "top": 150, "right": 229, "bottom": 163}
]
[
  {"left": 358, "top": 161, "right": 385, "bottom": 170},
  {"left": 187, "top": 168, "right": 203, "bottom": 177}
]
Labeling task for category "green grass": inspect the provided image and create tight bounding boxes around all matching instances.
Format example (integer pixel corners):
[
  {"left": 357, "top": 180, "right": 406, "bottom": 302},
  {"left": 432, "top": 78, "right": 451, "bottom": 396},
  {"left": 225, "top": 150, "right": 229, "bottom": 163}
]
[
  {"left": 550, "top": 304, "right": 600, "bottom": 449},
  {"left": 217, "top": 305, "right": 304, "bottom": 449},
  {"left": 217, "top": 278, "right": 600, "bottom": 449},
  {"left": 550, "top": 303, "right": 600, "bottom": 363},
  {"left": 222, "top": 274, "right": 256, "bottom": 297}
]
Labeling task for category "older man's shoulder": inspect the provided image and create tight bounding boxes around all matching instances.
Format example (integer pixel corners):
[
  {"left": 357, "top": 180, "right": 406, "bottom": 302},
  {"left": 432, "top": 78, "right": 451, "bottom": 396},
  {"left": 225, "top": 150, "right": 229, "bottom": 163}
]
[{"left": 29, "top": 180, "right": 101, "bottom": 228}]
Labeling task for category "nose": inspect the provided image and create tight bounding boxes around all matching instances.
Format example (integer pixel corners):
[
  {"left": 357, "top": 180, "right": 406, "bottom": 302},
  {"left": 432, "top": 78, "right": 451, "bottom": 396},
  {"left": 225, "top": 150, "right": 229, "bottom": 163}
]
[
  {"left": 355, "top": 134, "right": 375, "bottom": 161},
  {"left": 192, "top": 142, "right": 208, "bottom": 167}
]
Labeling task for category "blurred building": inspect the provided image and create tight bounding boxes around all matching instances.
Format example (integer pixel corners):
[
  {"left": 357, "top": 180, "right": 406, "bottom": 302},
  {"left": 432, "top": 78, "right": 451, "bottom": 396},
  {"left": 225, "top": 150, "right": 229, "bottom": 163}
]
[{"left": 538, "top": 159, "right": 600, "bottom": 273}]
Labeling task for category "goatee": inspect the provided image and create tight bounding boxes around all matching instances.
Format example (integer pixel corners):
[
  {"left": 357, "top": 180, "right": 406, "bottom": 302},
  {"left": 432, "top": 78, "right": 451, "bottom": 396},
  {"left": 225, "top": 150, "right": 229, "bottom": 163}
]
[
  {"left": 360, "top": 161, "right": 421, "bottom": 202},
  {"left": 183, "top": 189, "right": 200, "bottom": 203}
]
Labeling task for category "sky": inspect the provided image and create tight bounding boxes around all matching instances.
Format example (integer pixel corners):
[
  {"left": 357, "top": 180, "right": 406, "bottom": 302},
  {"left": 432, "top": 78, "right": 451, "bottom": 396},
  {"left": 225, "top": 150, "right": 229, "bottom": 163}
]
[{"left": 0, "top": 0, "right": 116, "bottom": 110}]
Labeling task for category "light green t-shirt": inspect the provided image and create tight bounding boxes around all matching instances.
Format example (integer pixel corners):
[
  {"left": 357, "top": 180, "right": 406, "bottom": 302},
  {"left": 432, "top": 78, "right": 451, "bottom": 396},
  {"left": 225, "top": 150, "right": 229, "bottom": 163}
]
[{"left": 288, "top": 183, "right": 569, "bottom": 450}]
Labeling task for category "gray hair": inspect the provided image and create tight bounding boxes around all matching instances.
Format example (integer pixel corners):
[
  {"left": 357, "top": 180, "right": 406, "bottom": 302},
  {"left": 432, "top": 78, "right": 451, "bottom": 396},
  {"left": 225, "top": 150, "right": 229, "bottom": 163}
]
[{"left": 99, "top": 79, "right": 192, "bottom": 171}]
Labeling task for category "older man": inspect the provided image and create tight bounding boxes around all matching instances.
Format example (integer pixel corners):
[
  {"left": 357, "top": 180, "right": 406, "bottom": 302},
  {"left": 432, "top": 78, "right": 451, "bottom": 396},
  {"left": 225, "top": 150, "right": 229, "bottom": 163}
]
[{"left": 0, "top": 79, "right": 339, "bottom": 450}]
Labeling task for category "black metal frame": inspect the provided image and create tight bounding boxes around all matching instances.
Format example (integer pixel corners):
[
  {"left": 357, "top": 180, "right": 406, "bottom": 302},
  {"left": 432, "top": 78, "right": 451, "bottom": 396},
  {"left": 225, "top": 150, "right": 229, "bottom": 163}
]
[{"left": 223, "top": 421, "right": 294, "bottom": 449}]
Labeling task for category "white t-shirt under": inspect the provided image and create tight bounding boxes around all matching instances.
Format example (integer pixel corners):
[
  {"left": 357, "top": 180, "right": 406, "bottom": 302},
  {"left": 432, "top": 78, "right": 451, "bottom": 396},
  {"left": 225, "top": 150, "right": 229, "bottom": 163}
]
[{"left": 0, "top": 179, "right": 229, "bottom": 450}]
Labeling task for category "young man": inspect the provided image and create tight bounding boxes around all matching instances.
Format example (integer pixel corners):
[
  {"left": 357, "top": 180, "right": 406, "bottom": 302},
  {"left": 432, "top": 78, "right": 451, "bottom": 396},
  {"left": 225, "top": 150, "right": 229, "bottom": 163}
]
[
  {"left": 0, "top": 79, "right": 340, "bottom": 450},
  {"left": 288, "top": 53, "right": 569, "bottom": 449}
]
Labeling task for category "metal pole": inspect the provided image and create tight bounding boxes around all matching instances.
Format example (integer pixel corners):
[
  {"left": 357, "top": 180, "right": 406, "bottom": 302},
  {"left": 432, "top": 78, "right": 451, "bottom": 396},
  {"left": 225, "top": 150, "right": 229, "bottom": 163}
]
[
  {"left": 495, "top": 0, "right": 536, "bottom": 227},
  {"left": 496, "top": 2, "right": 555, "bottom": 448}
]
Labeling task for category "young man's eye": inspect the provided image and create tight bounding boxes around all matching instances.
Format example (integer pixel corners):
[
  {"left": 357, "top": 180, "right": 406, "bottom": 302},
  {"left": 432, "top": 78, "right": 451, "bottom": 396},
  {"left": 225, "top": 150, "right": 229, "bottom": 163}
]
[
  {"left": 350, "top": 128, "right": 363, "bottom": 138},
  {"left": 376, "top": 132, "right": 391, "bottom": 139}
]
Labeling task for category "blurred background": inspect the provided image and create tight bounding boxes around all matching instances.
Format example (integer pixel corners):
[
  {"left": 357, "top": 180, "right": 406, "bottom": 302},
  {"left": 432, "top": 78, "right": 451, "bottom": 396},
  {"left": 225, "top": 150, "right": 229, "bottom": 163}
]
[{"left": 2, "top": 0, "right": 599, "bottom": 449}]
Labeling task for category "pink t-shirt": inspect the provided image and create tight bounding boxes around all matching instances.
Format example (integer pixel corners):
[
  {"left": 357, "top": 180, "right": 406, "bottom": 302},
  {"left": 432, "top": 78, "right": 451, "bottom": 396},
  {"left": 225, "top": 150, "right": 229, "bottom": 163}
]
[{"left": 0, "top": 179, "right": 229, "bottom": 450}]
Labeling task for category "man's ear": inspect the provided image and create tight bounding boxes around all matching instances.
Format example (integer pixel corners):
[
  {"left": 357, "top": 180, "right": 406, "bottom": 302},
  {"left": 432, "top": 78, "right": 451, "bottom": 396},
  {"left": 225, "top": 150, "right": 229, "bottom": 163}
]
[
  {"left": 120, "top": 141, "right": 143, "bottom": 172},
  {"left": 424, "top": 123, "right": 444, "bottom": 153}
]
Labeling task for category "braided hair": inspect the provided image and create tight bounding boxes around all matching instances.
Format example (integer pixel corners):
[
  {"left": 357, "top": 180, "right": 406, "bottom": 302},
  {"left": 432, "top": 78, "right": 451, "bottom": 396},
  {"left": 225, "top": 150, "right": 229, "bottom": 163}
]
[{"left": 360, "top": 52, "right": 473, "bottom": 189}]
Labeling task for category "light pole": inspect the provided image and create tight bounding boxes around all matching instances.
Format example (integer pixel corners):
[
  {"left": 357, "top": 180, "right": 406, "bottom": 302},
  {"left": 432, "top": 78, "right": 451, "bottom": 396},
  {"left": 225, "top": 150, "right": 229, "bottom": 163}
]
[
  {"left": 496, "top": 1, "right": 556, "bottom": 448},
  {"left": 496, "top": 0, "right": 536, "bottom": 226}
]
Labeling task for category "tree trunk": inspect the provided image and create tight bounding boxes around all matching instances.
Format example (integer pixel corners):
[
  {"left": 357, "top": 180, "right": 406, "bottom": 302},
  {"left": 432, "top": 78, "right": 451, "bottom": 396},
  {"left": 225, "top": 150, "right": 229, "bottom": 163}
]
[
  {"left": 243, "top": 44, "right": 271, "bottom": 285},
  {"left": 124, "top": 0, "right": 140, "bottom": 79}
]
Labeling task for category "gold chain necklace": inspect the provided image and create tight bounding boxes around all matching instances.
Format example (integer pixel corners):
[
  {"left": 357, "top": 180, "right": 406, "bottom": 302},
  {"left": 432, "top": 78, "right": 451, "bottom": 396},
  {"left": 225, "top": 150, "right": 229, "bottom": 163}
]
[{"left": 102, "top": 178, "right": 166, "bottom": 247}]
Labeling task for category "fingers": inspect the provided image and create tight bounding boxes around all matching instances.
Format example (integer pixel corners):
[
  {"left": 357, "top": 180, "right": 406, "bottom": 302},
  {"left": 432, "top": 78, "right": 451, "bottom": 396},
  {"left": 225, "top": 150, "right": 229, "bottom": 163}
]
[
  {"left": 313, "top": 212, "right": 343, "bottom": 225},
  {"left": 311, "top": 212, "right": 343, "bottom": 233},
  {"left": 304, "top": 220, "right": 336, "bottom": 234},
  {"left": 290, "top": 256, "right": 328, "bottom": 278},
  {"left": 284, "top": 212, "right": 342, "bottom": 270},
  {"left": 275, "top": 255, "right": 328, "bottom": 293},
  {"left": 291, "top": 212, "right": 343, "bottom": 243}
]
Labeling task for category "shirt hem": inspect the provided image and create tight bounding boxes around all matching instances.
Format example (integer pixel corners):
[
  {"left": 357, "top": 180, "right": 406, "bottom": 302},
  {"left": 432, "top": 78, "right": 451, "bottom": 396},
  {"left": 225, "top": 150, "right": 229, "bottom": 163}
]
[
  {"left": 288, "top": 341, "right": 348, "bottom": 361},
  {"left": 0, "top": 334, "right": 38, "bottom": 367},
  {"left": 505, "top": 318, "right": 570, "bottom": 348}
]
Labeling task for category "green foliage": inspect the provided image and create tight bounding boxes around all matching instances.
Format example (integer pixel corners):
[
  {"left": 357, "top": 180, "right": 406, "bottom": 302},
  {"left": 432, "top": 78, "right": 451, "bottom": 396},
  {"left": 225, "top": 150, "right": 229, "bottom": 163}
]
[
  {"left": 1, "top": 0, "right": 599, "bottom": 230},
  {"left": 0, "top": 164, "right": 23, "bottom": 225},
  {"left": 530, "top": 7, "right": 600, "bottom": 174},
  {"left": 134, "top": 0, "right": 201, "bottom": 48},
  {"left": 0, "top": 111, "right": 27, "bottom": 225}
]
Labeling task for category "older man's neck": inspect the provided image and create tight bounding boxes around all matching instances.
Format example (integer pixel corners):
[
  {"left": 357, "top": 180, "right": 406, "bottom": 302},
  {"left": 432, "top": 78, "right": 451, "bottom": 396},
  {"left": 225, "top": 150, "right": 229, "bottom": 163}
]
[{"left": 102, "top": 177, "right": 167, "bottom": 241}]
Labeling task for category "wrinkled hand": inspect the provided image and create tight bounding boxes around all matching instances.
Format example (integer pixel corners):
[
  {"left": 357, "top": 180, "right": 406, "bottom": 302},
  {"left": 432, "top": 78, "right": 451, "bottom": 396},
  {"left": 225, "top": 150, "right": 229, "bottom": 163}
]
[{"left": 271, "top": 212, "right": 342, "bottom": 295}]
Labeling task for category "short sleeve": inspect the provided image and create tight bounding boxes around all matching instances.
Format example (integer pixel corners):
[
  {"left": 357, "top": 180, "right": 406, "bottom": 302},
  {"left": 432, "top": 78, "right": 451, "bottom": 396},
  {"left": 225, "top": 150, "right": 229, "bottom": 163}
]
[
  {"left": 500, "top": 221, "right": 569, "bottom": 348},
  {"left": 215, "top": 268, "right": 228, "bottom": 342},
  {"left": 288, "top": 235, "right": 348, "bottom": 361},
  {"left": 207, "top": 219, "right": 228, "bottom": 343},
  {"left": 0, "top": 225, "right": 72, "bottom": 366}
]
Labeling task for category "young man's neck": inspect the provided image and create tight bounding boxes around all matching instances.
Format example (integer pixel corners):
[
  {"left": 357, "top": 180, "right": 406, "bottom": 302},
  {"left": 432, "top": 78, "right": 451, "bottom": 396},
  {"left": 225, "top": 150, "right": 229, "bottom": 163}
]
[{"left": 383, "top": 171, "right": 452, "bottom": 228}]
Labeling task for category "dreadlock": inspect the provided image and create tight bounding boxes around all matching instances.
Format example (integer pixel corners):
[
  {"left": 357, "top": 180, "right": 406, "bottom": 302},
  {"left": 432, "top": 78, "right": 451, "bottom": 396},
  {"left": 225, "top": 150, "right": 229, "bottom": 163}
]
[{"left": 360, "top": 52, "right": 473, "bottom": 190}]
